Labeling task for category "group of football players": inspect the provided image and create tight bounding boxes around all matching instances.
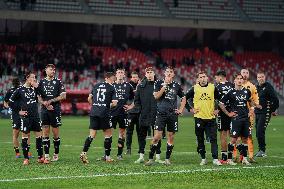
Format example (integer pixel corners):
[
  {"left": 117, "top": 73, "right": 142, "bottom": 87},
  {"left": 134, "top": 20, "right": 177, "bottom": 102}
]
[{"left": 4, "top": 64, "right": 279, "bottom": 166}]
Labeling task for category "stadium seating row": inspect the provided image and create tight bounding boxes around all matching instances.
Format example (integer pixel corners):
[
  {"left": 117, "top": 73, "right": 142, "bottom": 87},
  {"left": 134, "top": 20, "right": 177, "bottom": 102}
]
[
  {"left": 4, "top": 0, "right": 284, "bottom": 23},
  {"left": 1, "top": 45, "right": 283, "bottom": 113}
]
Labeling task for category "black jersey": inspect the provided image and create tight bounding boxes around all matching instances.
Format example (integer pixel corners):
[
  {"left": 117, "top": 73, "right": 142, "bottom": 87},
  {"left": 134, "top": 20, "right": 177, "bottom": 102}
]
[
  {"left": 154, "top": 80, "right": 184, "bottom": 114},
  {"left": 216, "top": 81, "right": 234, "bottom": 110},
  {"left": 220, "top": 87, "right": 251, "bottom": 120},
  {"left": 129, "top": 81, "right": 138, "bottom": 91},
  {"left": 9, "top": 85, "right": 39, "bottom": 117},
  {"left": 255, "top": 82, "right": 279, "bottom": 114},
  {"left": 90, "top": 82, "right": 118, "bottom": 117},
  {"left": 110, "top": 82, "right": 134, "bottom": 116},
  {"left": 37, "top": 77, "right": 66, "bottom": 110},
  {"left": 4, "top": 87, "right": 20, "bottom": 118}
]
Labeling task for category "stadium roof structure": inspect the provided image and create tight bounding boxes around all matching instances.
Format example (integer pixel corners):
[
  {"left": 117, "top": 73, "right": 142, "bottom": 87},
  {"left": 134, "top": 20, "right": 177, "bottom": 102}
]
[{"left": 0, "top": 0, "right": 284, "bottom": 31}]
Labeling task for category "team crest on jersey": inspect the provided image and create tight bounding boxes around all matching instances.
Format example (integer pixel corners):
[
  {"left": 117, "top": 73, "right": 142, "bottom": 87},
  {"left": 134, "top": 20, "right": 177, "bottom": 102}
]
[
  {"left": 124, "top": 84, "right": 126, "bottom": 87},
  {"left": 53, "top": 81, "right": 56, "bottom": 84},
  {"left": 244, "top": 90, "right": 247, "bottom": 93}
]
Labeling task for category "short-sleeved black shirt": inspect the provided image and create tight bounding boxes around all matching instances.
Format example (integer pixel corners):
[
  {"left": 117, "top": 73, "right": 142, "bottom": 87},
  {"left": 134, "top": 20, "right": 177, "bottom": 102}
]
[
  {"left": 90, "top": 82, "right": 118, "bottom": 117},
  {"left": 9, "top": 85, "right": 39, "bottom": 118},
  {"left": 4, "top": 87, "right": 21, "bottom": 118},
  {"left": 215, "top": 81, "right": 234, "bottom": 110},
  {"left": 220, "top": 87, "right": 251, "bottom": 120},
  {"left": 154, "top": 80, "right": 184, "bottom": 114},
  {"left": 37, "top": 77, "right": 66, "bottom": 110},
  {"left": 110, "top": 82, "right": 134, "bottom": 116}
]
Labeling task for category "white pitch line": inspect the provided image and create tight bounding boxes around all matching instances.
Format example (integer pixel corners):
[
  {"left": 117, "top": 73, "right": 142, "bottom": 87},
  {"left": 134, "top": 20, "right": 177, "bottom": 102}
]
[
  {"left": 0, "top": 165, "right": 283, "bottom": 182},
  {"left": 270, "top": 156, "right": 284, "bottom": 159}
]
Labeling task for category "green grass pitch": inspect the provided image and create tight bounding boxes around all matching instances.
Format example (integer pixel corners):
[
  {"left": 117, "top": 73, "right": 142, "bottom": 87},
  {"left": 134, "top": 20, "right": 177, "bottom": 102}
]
[{"left": 0, "top": 116, "right": 284, "bottom": 189}]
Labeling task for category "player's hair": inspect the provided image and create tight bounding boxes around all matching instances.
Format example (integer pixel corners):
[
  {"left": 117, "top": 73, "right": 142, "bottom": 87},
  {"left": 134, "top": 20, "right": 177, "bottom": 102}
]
[
  {"left": 145, "top": 66, "right": 154, "bottom": 72},
  {"left": 25, "top": 71, "right": 35, "bottom": 81},
  {"left": 165, "top": 66, "right": 174, "bottom": 71},
  {"left": 257, "top": 71, "right": 265, "bottom": 75},
  {"left": 215, "top": 70, "right": 226, "bottom": 77},
  {"left": 116, "top": 68, "right": 125, "bottom": 72},
  {"left": 104, "top": 72, "right": 115, "bottom": 78},
  {"left": 131, "top": 71, "right": 139, "bottom": 76},
  {"left": 45, "top": 64, "right": 55, "bottom": 69},
  {"left": 241, "top": 68, "right": 249, "bottom": 72},
  {"left": 233, "top": 73, "right": 243, "bottom": 80},
  {"left": 196, "top": 71, "right": 207, "bottom": 78},
  {"left": 12, "top": 77, "right": 20, "bottom": 88}
]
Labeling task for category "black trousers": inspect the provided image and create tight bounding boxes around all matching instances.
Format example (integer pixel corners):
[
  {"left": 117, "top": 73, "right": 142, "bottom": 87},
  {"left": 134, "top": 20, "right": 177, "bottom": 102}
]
[
  {"left": 137, "top": 125, "right": 150, "bottom": 154},
  {"left": 255, "top": 113, "right": 271, "bottom": 152},
  {"left": 126, "top": 114, "right": 139, "bottom": 150},
  {"left": 194, "top": 118, "right": 218, "bottom": 159}
]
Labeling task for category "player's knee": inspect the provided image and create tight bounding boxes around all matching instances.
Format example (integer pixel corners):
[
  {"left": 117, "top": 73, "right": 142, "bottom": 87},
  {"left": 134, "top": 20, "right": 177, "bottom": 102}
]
[{"left": 153, "top": 135, "right": 161, "bottom": 143}]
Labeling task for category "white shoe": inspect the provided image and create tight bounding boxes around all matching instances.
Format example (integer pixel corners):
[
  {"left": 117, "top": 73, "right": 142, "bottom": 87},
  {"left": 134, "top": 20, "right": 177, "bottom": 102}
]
[
  {"left": 117, "top": 155, "right": 123, "bottom": 161},
  {"left": 242, "top": 158, "right": 251, "bottom": 165},
  {"left": 227, "top": 159, "right": 237, "bottom": 166},
  {"left": 134, "top": 157, "right": 145, "bottom": 164},
  {"left": 200, "top": 159, "right": 207, "bottom": 166},
  {"left": 51, "top": 154, "right": 59, "bottom": 162},
  {"left": 212, "top": 159, "right": 222, "bottom": 166},
  {"left": 163, "top": 159, "right": 171, "bottom": 166}
]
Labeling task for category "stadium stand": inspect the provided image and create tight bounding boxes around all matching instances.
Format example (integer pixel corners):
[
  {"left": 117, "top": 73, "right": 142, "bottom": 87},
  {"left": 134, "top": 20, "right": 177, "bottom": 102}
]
[
  {"left": 234, "top": 52, "right": 284, "bottom": 95},
  {"left": 1, "top": 43, "right": 246, "bottom": 114},
  {"left": 237, "top": 0, "right": 284, "bottom": 24},
  {"left": 5, "top": 0, "right": 84, "bottom": 13},
  {"left": 3, "top": 0, "right": 284, "bottom": 25},
  {"left": 88, "top": 0, "right": 164, "bottom": 17},
  {"left": 163, "top": 0, "right": 241, "bottom": 21}
]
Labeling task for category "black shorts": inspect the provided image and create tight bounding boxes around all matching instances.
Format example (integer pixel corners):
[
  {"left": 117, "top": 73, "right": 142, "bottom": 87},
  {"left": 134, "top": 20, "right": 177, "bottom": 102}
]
[
  {"left": 194, "top": 117, "right": 217, "bottom": 139},
  {"left": 217, "top": 112, "right": 231, "bottom": 131},
  {"left": 20, "top": 116, "right": 42, "bottom": 134},
  {"left": 230, "top": 118, "right": 250, "bottom": 138},
  {"left": 89, "top": 116, "right": 112, "bottom": 130},
  {"left": 154, "top": 113, "right": 178, "bottom": 133},
  {"left": 41, "top": 109, "right": 62, "bottom": 128},
  {"left": 11, "top": 114, "right": 21, "bottom": 130},
  {"left": 111, "top": 114, "right": 129, "bottom": 129}
]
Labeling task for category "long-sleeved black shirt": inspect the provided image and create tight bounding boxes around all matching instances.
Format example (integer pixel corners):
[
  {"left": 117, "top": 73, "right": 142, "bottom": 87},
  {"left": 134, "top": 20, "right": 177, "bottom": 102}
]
[
  {"left": 134, "top": 79, "right": 157, "bottom": 124},
  {"left": 255, "top": 82, "right": 279, "bottom": 114}
]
